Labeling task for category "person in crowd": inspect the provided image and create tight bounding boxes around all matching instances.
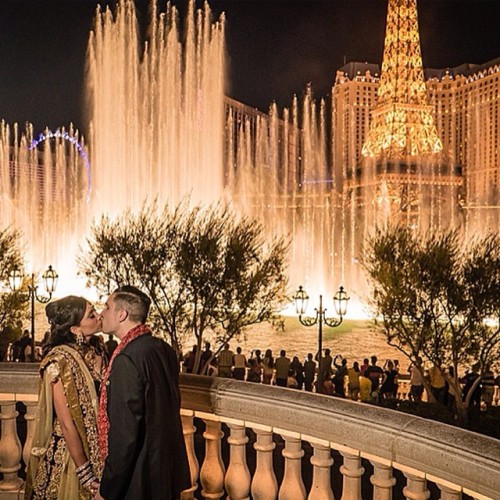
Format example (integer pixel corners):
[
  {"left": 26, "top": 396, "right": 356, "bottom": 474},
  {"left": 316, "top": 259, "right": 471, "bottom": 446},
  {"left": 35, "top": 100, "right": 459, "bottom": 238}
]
[
  {"left": 408, "top": 358, "right": 424, "bottom": 402},
  {"left": 233, "top": 346, "right": 247, "bottom": 380},
  {"left": 11, "top": 322, "right": 24, "bottom": 361},
  {"left": 429, "top": 364, "right": 447, "bottom": 404},
  {"left": 218, "top": 343, "right": 234, "bottom": 378},
  {"left": 207, "top": 357, "right": 219, "bottom": 377},
  {"left": 290, "top": 355, "right": 304, "bottom": 390},
  {"left": 182, "top": 345, "right": 196, "bottom": 374},
  {"left": 246, "top": 358, "right": 262, "bottom": 383},
  {"left": 380, "top": 360, "right": 398, "bottom": 399},
  {"left": 97, "top": 285, "right": 190, "bottom": 500},
  {"left": 5, "top": 342, "right": 14, "bottom": 361},
  {"left": 104, "top": 333, "right": 118, "bottom": 358},
  {"left": 41, "top": 329, "right": 51, "bottom": 347},
  {"left": 316, "top": 348, "right": 333, "bottom": 393},
  {"left": 360, "top": 358, "right": 370, "bottom": 376},
  {"left": 482, "top": 364, "right": 495, "bottom": 411},
  {"left": 274, "top": 350, "right": 290, "bottom": 387},
  {"left": 333, "top": 354, "right": 348, "bottom": 397},
  {"left": 16, "top": 329, "right": 31, "bottom": 362},
  {"left": 322, "top": 370, "right": 335, "bottom": 395},
  {"left": 359, "top": 372, "right": 372, "bottom": 402},
  {"left": 392, "top": 359, "right": 400, "bottom": 397},
  {"left": 199, "top": 342, "right": 213, "bottom": 375},
  {"left": 252, "top": 349, "right": 263, "bottom": 366},
  {"left": 303, "top": 353, "right": 316, "bottom": 392},
  {"left": 25, "top": 296, "right": 103, "bottom": 499},
  {"left": 262, "top": 349, "right": 274, "bottom": 385},
  {"left": 365, "top": 355, "right": 384, "bottom": 393},
  {"left": 494, "top": 375, "right": 500, "bottom": 406},
  {"left": 287, "top": 368, "right": 298, "bottom": 389},
  {"left": 347, "top": 361, "right": 361, "bottom": 401},
  {"left": 461, "top": 363, "right": 481, "bottom": 410}
]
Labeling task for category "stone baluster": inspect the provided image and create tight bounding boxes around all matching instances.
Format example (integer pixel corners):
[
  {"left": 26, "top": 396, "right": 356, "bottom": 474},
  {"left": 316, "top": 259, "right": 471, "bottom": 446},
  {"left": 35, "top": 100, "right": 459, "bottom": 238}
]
[
  {"left": 427, "top": 475, "right": 462, "bottom": 500},
  {"left": 365, "top": 454, "right": 396, "bottom": 500},
  {"left": 199, "top": 412, "right": 225, "bottom": 499},
  {"left": 338, "top": 445, "right": 364, "bottom": 500},
  {"left": 250, "top": 423, "right": 278, "bottom": 500},
  {"left": 400, "top": 465, "right": 430, "bottom": 500},
  {"left": 0, "top": 398, "right": 23, "bottom": 491},
  {"left": 224, "top": 418, "right": 251, "bottom": 500},
  {"left": 181, "top": 409, "right": 199, "bottom": 499},
  {"left": 22, "top": 396, "right": 39, "bottom": 472},
  {"left": 277, "top": 429, "right": 306, "bottom": 500},
  {"left": 307, "top": 437, "right": 334, "bottom": 500}
]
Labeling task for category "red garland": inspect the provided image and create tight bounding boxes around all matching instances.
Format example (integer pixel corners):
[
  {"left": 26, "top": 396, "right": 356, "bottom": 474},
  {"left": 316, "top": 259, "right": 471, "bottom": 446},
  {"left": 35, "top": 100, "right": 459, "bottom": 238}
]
[{"left": 98, "top": 324, "right": 151, "bottom": 463}]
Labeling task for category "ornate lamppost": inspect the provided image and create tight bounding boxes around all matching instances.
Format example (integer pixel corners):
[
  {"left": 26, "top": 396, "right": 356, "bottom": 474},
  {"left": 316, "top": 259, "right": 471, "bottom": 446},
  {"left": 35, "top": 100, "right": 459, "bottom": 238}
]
[
  {"left": 9, "top": 265, "right": 58, "bottom": 362},
  {"left": 294, "top": 285, "right": 349, "bottom": 393}
]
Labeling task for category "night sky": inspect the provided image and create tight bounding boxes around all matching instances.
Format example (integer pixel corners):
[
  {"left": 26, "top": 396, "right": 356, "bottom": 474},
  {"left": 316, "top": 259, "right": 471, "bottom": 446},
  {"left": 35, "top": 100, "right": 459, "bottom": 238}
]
[{"left": 0, "top": 0, "right": 499, "bottom": 135}]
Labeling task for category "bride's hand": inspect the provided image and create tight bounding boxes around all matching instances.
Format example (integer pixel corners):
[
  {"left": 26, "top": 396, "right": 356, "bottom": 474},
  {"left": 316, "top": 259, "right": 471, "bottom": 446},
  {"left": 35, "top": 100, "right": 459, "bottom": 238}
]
[{"left": 91, "top": 481, "right": 102, "bottom": 499}]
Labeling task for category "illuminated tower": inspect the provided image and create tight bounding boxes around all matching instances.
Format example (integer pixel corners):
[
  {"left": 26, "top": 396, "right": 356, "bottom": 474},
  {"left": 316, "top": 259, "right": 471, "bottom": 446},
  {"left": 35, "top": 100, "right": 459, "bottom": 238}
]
[
  {"left": 340, "top": 0, "right": 463, "bottom": 290},
  {"left": 362, "top": 0, "right": 442, "bottom": 160}
]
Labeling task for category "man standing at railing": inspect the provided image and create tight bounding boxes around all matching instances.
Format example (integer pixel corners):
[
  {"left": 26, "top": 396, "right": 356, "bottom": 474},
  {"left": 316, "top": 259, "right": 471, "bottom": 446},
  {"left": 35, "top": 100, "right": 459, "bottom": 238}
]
[
  {"left": 218, "top": 342, "right": 234, "bottom": 378},
  {"left": 96, "top": 285, "right": 191, "bottom": 500}
]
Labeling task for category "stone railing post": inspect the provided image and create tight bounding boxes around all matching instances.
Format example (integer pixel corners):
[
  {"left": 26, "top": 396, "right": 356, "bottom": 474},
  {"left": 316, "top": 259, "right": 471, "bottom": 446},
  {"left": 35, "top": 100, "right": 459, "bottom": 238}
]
[
  {"left": 427, "top": 475, "right": 462, "bottom": 500},
  {"left": 225, "top": 419, "right": 251, "bottom": 500},
  {"left": 307, "top": 437, "right": 334, "bottom": 500},
  {"left": 338, "top": 446, "right": 364, "bottom": 500},
  {"left": 0, "top": 399, "right": 23, "bottom": 491},
  {"left": 181, "top": 409, "right": 199, "bottom": 499},
  {"left": 366, "top": 454, "right": 396, "bottom": 500},
  {"left": 199, "top": 413, "right": 225, "bottom": 499},
  {"left": 22, "top": 396, "right": 38, "bottom": 472},
  {"left": 400, "top": 465, "right": 430, "bottom": 500},
  {"left": 250, "top": 424, "right": 278, "bottom": 500},
  {"left": 277, "top": 429, "right": 306, "bottom": 500}
]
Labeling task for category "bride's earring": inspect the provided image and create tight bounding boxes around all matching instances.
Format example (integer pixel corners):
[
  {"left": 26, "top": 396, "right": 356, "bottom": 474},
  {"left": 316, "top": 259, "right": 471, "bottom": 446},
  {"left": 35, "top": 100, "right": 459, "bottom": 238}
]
[{"left": 76, "top": 332, "right": 84, "bottom": 346}]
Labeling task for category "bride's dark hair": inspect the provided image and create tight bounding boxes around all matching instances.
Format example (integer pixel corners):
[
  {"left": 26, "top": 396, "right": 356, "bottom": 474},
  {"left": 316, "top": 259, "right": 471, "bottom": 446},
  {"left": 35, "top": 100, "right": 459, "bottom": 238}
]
[{"left": 43, "top": 296, "right": 87, "bottom": 356}]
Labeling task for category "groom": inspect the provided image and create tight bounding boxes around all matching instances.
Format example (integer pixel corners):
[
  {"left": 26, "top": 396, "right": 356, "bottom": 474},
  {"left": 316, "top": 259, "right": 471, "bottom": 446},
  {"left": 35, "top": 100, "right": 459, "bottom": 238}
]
[{"left": 96, "top": 285, "right": 190, "bottom": 499}]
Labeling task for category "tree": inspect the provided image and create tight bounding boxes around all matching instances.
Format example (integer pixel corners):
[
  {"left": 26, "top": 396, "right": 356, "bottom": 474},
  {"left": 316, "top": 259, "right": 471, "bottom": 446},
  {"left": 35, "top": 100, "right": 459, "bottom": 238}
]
[
  {"left": 79, "top": 201, "right": 289, "bottom": 371},
  {"left": 0, "top": 227, "right": 26, "bottom": 359},
  {"left": 362, "top": 226, "right": 500, "bottom": 425}
]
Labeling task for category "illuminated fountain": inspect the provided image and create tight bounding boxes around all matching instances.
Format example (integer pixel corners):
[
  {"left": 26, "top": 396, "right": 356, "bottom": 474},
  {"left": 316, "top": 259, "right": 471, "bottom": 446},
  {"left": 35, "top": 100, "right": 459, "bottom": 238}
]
[
  {"left": 0, "top": 0, "right": 497, "bottom": 313},
  {"left": 87, "top": 0, "right": 226, "bottom": 216},
  {"left": 0, "top": 123, "right": 89, "bottom": 286},
  {"left": 86, "top": 0, "right": 349, "bottom": 308}
]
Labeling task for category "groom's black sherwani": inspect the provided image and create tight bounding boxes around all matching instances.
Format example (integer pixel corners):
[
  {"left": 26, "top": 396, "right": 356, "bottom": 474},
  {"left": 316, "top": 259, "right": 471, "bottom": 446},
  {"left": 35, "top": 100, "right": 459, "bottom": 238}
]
[{"left": 100, "top": 333, "right": 190, "bottom": 499}]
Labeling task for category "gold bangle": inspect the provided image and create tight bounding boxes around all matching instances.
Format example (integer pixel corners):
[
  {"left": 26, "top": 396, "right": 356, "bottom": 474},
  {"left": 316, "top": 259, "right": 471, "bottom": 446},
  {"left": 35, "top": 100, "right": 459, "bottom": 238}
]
[{"left": 75, "top": 461, "right": 90, "bottom": 474}]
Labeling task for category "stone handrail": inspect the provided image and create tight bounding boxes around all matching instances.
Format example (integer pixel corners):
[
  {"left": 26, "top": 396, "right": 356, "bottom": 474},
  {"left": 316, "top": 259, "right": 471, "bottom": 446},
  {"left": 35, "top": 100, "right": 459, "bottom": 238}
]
[
  {"left": 0, "top": 364, "right": 499, "bottom": 499},
  {"left": 180, "top": 374, "right": 500, "bottom": 498}
]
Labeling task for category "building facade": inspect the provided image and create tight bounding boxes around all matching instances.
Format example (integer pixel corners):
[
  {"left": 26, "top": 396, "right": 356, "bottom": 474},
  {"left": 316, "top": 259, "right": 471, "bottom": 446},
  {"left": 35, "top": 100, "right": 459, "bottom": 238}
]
[{"left": 332, "top": 57, "right": 500, "bottom": 233}]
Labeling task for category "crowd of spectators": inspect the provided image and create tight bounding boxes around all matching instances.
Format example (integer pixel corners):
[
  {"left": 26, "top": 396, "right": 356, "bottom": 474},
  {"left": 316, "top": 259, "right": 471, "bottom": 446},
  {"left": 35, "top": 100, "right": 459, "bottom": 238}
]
[{"left": 181, "top": 344, "right": 500, "bottom": 410}]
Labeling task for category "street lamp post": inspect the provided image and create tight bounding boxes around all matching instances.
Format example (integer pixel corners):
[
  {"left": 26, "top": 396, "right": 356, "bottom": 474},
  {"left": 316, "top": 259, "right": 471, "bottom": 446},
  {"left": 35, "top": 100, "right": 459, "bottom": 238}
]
[
  {"left": 9, "top": 265, "right": 58, "bottom": 362},
  {"left": 294, "top": 285, "right": 349, "bottom": 393}
]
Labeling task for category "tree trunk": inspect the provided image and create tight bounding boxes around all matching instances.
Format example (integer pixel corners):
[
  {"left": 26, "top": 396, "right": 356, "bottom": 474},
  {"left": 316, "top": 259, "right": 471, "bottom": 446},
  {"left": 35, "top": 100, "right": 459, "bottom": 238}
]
[
  {"left": 419, "top": 369, "right": 437, "bottom": 404},
  {"left": 192, "top": 340, "right": 203, "bottom": 374},
  {"left": 455, "top": 397, "right": 469, "bottom": 427}
]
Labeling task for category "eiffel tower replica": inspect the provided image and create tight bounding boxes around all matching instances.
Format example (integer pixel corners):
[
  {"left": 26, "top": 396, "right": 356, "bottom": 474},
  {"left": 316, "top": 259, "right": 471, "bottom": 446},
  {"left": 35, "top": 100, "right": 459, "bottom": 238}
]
[{"left": 354, "top": 0, "right": 462, "bottom": 229}]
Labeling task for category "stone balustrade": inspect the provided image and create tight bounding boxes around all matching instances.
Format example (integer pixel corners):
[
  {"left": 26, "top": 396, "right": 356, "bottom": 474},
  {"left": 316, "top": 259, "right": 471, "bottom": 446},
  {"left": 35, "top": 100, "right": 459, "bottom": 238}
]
[{"left": 1, "top": 364, "right": 499, "bottom": 499}]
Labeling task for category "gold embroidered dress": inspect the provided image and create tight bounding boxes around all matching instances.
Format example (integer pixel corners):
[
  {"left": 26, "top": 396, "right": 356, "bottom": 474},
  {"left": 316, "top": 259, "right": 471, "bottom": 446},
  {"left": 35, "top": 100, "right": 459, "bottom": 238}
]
[{"left": 25, "top": 345, "right": 102, "bottom": 500}]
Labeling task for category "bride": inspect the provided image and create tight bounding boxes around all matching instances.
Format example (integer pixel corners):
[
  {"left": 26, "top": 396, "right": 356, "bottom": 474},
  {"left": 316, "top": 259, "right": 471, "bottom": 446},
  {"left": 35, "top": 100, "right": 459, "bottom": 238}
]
[{"left": 25, "top": 295, "right": 105, "bottom": 499}]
